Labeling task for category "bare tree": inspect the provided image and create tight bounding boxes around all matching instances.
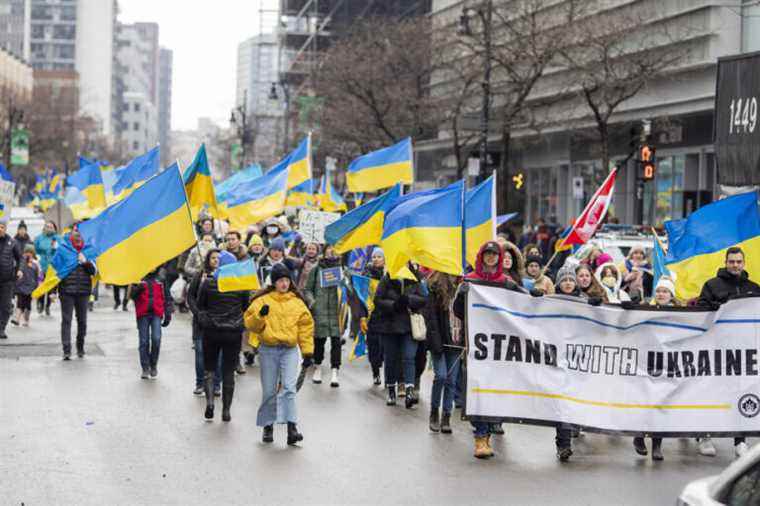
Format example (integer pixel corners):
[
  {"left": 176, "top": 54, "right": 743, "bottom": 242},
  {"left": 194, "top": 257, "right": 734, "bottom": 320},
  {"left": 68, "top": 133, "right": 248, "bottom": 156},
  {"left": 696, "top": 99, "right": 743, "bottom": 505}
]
[
  {"left": 313, "top": 16, "right": 443, "bottom": 159},
  {"left": 561, "top": 4, "right": 690, "bottom": 171}
]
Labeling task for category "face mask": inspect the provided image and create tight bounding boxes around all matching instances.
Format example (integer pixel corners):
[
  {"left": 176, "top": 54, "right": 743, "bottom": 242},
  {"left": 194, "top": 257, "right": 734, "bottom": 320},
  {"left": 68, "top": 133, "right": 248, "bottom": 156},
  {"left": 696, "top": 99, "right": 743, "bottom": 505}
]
[
  {"left": 266, "top": 226, "right": 279, "bottom": 235},
  {"left": 602, "top": 276, "right": 616, "bottom": 288}
]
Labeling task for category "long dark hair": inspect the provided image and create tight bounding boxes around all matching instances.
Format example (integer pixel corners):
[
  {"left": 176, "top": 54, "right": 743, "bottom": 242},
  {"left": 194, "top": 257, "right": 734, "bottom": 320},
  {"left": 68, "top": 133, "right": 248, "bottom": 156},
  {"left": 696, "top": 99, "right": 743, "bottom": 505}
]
[
  {"left": 203, "top": 248, "right": 221, "bottom": 274},
  {"left": 429, "top": 271, "right": 457, "bottom": 309},
  {"left": 250, "top": 278, "right": 308, "bottom": 305}
]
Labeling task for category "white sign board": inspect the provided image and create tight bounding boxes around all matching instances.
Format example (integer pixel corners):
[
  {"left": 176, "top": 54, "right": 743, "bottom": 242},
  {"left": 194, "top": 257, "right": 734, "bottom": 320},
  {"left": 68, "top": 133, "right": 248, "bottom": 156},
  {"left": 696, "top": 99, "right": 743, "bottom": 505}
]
[
  {"left": 466, "top": 283, "right": 760, "bottom": 435},
  {"left": 0, "top": 180, "right": 15, "bottom": 219},
  {"left": 467, "top": 158, "right": 480, "bottom": 177},
  {"left": 299, "top": 209, "right": 341, "bottom": 244}
]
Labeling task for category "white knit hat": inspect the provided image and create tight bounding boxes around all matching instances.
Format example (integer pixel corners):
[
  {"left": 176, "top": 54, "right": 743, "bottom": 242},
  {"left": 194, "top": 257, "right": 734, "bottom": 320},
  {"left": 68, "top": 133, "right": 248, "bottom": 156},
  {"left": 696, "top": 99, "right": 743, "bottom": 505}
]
[{"left": 655, "top": 277, "right": 676, "bottom": 297}]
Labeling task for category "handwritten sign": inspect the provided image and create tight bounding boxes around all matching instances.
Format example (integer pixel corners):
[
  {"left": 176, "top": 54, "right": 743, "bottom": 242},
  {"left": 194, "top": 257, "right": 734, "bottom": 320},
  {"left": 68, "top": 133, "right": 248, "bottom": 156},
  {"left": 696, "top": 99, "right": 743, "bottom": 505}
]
[{"left": 299, "top": 210, "right": 341, "bottom": 244}]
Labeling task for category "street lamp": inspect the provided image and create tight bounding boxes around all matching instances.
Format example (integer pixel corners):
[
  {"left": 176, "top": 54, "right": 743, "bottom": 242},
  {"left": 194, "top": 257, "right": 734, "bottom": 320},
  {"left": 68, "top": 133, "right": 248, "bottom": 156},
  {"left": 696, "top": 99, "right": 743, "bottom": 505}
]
[
  {"left": 459, "top": 1, "right": 493, "bottom": 183},
  {"left": 229, "top": 90, "right": 250, "bottom": 168},
  {"left": 269, "top": 80, "right": 291, "bottom": 155}
]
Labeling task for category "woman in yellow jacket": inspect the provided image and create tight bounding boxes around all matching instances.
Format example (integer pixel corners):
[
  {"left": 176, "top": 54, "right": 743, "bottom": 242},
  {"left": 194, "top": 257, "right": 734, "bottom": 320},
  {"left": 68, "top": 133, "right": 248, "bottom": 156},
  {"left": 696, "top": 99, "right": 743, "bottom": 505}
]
[{"left": 245, "top": 263, "right": 314, "bottom": 446}]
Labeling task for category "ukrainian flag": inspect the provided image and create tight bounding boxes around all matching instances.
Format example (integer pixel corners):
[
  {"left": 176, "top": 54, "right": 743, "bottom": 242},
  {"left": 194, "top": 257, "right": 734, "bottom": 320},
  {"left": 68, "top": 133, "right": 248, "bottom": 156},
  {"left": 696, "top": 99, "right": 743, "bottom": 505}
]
[
  {"left": 346, "top": 138, "right": 413, "bottom": 193},
  {"left": 183, "top": 144, "right": 219, "bottom": 220},
  {"left": 269, "top": 135, "right": 312, "bottom": 190},
  {"left": 67, "top": 160, "right": 106, "bottom": 209},
  {"left": 665, "top": 191, "right": 760, "bottom": 300},
  {"left": 285, "top": 178, "right": 315, "bottom": 208},
  {"left": 325, "top": 184, "right": 401, "bottom": 254},
  {"left": 216, "top": 258, "right": 260, "bottom": 292},
  {"left": 381, "top": 180, "right": 465, "bottom": 277},
  {"left": 225, "top": 165, "right": 289, "bottom": 231},
  {"left": 113, "top": 146, "right": 160, "bottom": 196},
  {"left": 102, "top": 165, "right": 125, "bottom": 205},
  {"left": 32, "top": 236, "right": 99, "bottom": 298},
  {"left": 465, "top": 175, "right": 496, "bottom": 267},
  {"left": 216, "top": 164, "right": 263, "bottom": 203},
  {"left": 318, "top": 175, "right": 347, "bottom": 212},
  {"left": 0, "top": 163, "right": 13, "bottom": 182},
  {"left": 38, "top": 171, "right": 64, "bottom": 211},
  {"left": 77, "top": 164, "right": 196, "bottom": 285}
]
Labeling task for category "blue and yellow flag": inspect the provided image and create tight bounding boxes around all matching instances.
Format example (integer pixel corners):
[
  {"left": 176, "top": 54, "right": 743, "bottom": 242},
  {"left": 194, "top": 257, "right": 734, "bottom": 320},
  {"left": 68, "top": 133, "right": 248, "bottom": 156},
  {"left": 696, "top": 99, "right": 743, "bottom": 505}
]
[
  {"left": 0, "top": 163, "right": 13, "bottom": 182},
  {"left": 346, "top": 138, "right": 413, "bottom": 193},
  {"left": 67, "top": 160, "right": 106, "bottom": 209},
  {"left": 665, "top": 191, "right": 760, "bottom": 300},
  {"left": 285, "top": 178, "right": 315, "bottom": 208},
  {"left": 381, "top": 180, "right": 465, "bottom": 277},
  {"left": 325, "top": 184, "right": 401, "bottom": 254},
  {"left": 318, "top": 175, "right": 347, "bottom": 212},
  {"left": 465, "top": 175, "right": 496, "bottom": 267},
  {"left": 216, "top": 258, "right": 260, "bottom": 292},
  {"left": 216, "top": 164, "right": 263, "bottom": 203},
  {"left": 269, "top": 135, "right": 312, "bottom": 190},
  {"left": 32, "top": 236, "right": 99, "bottom": 298},
  {"left": 38, "top": 170, "right": 64, "bottom": 211},
  {"left": 113, "top": 146, "right": 160, "bottom": 196},
  {"left": 77, "top": 164, "right": 196, "bottom": 285},
  {"left": 183, "top": 144, "right": 219, "bottom": 220},
  {"left": 652, "top": 228, "right": 671, "bottom": 290},
  {"left": 225, "top": 166, "right": 289, "bottom": 230}
]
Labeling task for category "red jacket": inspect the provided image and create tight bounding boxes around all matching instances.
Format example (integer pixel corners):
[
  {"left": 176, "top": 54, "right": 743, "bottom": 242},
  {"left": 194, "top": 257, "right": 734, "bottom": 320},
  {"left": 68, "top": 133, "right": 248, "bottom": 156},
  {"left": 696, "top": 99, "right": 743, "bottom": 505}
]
[{"left": 134, "top": 279, "right": 166, "bottom": 319}]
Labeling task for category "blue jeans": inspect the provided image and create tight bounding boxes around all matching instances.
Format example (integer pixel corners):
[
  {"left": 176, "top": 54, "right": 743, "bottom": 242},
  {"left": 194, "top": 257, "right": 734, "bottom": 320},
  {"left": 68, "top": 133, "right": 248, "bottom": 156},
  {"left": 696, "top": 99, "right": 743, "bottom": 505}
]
[
  {"left": 472, "top": 421, "right": 490, "bottom": 437},
  {"left": 137, "top": 315, "right": 161, "bottom": 370},
  {"left": 431, "top": 350, "right": 461, "bottom": 414},
  {"left": 193, "top": 321, "right": 221, "bottom": 389},
  {"left": 382, "top": 333, "right": 417, "bottom": 387},
  {"left": 257, "top": 345, "right": 299, "bottom": 426}
]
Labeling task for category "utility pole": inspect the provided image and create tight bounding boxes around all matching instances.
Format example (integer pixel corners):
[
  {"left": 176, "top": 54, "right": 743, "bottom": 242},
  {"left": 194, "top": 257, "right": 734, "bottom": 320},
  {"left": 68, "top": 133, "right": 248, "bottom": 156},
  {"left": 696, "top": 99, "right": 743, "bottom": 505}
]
[
  {"left": 269, "top": 81, "right": 291, "bottom": 155},
  {"left": 230, "top": 90, "right": 250, "bottom": 169}
]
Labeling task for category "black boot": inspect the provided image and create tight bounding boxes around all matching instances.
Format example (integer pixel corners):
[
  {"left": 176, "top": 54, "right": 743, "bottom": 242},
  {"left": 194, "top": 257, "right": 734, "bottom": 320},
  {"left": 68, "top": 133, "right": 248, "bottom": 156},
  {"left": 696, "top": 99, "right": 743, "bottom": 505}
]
[
  {"left": 386, "top": 385, "right": 397, "bottom": 406},
  {"left": 633, "top": 437, "right": 648, "bottom": 456},
  {"left": 203, "top": 373, "right": 215, "bottom": 422},
  {"left": 76, "top": 341, "right": 85, "bottom": 358},
  {"left": 222, "top": 384, "right": 234, "bottom": 422},
  {"left": 287, "top": 422, "right": 303, "bottom": 445},
  {"left": 429, "top": 410, "right": 440, "bottom": 432},
  {"left": 405, "top": 385, "right": 416, "bottom": 409},
  {"left": 651, "top": 438, "right": 663, "bottom": 461},
  {"left": 262, "top": 425, "right": 273, "bottom": 443},
  {"left": 440, "top": 412, "right": 452, "bottom": 434}
]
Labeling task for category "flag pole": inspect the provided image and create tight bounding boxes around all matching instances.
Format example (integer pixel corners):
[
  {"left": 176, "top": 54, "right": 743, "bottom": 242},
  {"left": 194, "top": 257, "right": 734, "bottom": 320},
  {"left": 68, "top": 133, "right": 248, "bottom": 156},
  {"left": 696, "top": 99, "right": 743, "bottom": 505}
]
[
  {"left": 176, "top": 159, "right": 203, "bottom": 263},
  {"left": 461, "top": 177, "right": 467, "bottom": 276}
]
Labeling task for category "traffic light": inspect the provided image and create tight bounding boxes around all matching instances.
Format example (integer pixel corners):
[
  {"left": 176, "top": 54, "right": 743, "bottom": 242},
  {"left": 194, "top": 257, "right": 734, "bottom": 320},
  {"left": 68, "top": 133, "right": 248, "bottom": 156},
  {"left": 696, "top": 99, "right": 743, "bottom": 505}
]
[
  {"left": 512, "top": 172, "right": 524, "bottom": 190},
  {"left": 638, "top": 144, "right": 656, "bottom": 180}
]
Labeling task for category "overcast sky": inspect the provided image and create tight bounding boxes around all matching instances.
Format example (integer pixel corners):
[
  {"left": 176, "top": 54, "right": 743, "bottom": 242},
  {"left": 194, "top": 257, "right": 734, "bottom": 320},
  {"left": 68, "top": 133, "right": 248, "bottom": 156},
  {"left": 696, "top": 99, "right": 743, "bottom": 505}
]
[{"left": 119, "top": 1, "right": 267, "bottom": 131}]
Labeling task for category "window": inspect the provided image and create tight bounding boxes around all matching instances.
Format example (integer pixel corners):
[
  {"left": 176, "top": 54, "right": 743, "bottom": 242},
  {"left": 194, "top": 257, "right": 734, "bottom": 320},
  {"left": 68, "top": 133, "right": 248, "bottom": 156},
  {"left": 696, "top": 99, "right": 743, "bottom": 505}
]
[
  {"left": 55, "top": 44, "right": 74, "bottom": 59},
  {"left": 723, "top": 463, "right": 760, "bottom": 505},
  {"left": 31, "top": 24, "right": 44, "bottom": 39},
  {"left": 133, "top": 141, "right": 140, "bottom": 151},
  {"left": 133, "top": 122, "right": 140, "bottom": 131},
  {"left": 61, "top": 5, "right": 76, "bottom": 22},
  {"left": 53, "top": 25, "right": 75, "bottom": 40},
  {"left": 134, "top": 103, "right": 140, "bottom": 112}
]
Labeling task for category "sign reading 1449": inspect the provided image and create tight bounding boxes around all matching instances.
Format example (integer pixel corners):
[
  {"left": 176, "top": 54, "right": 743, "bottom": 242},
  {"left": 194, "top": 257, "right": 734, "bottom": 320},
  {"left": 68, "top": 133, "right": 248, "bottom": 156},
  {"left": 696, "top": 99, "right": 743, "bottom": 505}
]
[
  {"left": 727, "top": 97, "right": 758, "bottom": 135},
  {"left": 714, "top": 52, "right": 760, "bottom": 186}
]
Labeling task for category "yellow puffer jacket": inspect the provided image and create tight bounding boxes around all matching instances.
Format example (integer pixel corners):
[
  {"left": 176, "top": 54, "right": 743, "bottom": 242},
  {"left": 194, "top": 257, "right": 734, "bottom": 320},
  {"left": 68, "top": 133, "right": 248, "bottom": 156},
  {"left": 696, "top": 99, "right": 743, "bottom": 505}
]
[{"left": 244, "top": 290, "right": 315, "bottom": 356}]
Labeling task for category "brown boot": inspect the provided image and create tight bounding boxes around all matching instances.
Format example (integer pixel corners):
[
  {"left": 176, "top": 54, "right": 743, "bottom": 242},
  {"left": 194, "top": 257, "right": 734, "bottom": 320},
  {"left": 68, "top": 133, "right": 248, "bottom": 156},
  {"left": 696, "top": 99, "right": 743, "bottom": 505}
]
[
  {"left": 484, "top": 434, "right": 495, "bottom": 457},
  {"left": 474, "top": 436, "right": 491, "bottom": 459}
]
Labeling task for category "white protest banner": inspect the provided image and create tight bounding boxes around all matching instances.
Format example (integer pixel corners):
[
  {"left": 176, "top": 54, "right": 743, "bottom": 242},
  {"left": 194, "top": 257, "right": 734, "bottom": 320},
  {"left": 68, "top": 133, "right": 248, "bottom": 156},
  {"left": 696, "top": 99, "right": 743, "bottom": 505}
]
[
  {"left": 0, "top": 180, "right": 15, "bottom": 219},
  {"left": 465, "top": 283, "right": 760, "bottom": 436},
  {"left": 299, "top": 209, "right": 341, "bottom": 244}
]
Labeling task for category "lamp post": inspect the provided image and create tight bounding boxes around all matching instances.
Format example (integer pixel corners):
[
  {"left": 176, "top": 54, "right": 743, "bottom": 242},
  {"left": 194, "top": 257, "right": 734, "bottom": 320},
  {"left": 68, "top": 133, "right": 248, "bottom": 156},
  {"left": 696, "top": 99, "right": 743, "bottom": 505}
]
[
  {"left": 459, "top": 0, "right": 493, "bottom": 183},
  {"left": 269, "top": 80, "right": 291, "bottom": 155},
  {"left": 229, "top": 90, "right": 250, "bottom": 168}
]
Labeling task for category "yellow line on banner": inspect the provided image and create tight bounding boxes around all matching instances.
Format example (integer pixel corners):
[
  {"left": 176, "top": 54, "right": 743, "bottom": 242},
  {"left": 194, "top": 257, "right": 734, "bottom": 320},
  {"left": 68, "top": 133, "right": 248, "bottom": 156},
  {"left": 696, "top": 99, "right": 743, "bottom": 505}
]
[{"left": 471, "top": 388, "right": 731, "bottom": 410}]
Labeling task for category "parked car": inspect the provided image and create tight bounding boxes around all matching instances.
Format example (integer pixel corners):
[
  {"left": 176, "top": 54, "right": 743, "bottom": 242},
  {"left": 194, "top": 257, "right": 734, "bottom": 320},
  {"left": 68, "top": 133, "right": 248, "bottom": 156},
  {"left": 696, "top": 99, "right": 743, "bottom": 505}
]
[{"left": 678, "top": 443, "right": 760, "bottom": 505}]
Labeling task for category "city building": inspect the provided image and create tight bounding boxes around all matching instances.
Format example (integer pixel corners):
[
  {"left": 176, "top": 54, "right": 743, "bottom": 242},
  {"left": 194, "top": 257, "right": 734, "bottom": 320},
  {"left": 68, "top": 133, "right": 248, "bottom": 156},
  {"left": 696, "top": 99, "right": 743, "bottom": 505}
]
[
  {"left": 422, "top": 0, "right": 760, "bottom": 226},
  {"left": 0, "top": 43, "right": 32, "bottom": 95},
  {"left": 171, "top": 118, "right": 231, "bottom": 179},
  {"left": 158, "top": 47, "right": 172, "bottom": 164},
  {"left": 121, "top": 90, "right": 157, "bottom": 155},
  {"left": 0, "top": 0, "right": 30, "bottom": 61}
]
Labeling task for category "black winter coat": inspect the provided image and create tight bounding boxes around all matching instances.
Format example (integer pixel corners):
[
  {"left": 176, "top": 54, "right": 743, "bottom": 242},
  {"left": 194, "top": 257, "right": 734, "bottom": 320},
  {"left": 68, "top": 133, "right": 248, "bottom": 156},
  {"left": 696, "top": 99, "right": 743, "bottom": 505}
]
[
  {"left": 196, "top": 277, "right": 249, "bottom": 332},
  {"left": 372, "top": 275, "right": 427, "bottom": 335},
  {"left": 698, "top": 268, "right": 760, "bottom": 305},
  {"left": 0, "top": 235, "right": 20, "bottom": 282},
  {"left": 422, "top": 287, "right": 454, "bottom": 354},
  {"left": 362, "top": 265, "right": 385, "bottom": 333},
  {"left": 59, "top": 261, "right": 96, "bottom": 295}
]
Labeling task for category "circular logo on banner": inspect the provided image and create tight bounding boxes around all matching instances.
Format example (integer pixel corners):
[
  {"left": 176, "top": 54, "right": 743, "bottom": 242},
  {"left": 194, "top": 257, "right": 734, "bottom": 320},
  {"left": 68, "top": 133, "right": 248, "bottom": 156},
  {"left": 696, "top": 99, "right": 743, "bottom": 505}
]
[{"left": 738, "top": 394, "right": 760, "bottom": 418}]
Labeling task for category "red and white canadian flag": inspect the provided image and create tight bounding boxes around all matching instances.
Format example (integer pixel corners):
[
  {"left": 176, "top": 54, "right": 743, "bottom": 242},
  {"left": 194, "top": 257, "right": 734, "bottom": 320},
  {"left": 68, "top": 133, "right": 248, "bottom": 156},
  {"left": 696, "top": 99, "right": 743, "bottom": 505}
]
[{"left": 561, "top": 167, "right": 618, "bottom": 247}]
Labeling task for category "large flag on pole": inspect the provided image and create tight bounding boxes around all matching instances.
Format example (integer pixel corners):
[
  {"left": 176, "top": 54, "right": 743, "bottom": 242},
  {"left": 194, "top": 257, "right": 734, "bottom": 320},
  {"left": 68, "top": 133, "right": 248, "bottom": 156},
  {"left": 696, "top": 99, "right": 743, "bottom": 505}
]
[
  {"left": 268, "top": 135, "right": 312, "bottom": 190},
  {"left": 113, "top": 146, "right": 160, "bottom": 196},
  {"left": 183, "top": 144, "right": 219, "bottom": 220},
  {"left": 224, "top": 167, "right": 289, "bottom": 230},
  {"left": 557, "top": 167, "right": 618, "bottom": 249},
  {"left": 66, "top": 160, "right": 106, "bottom": 210},
  {"left": 465, "top": 175, "right": 496, "bottom": 267},
  {"left": 77, "top": 164, "right": 196, "bottom": 285},
  {"left": 325, "top": 184, "right": 401, "bottom": 254}
]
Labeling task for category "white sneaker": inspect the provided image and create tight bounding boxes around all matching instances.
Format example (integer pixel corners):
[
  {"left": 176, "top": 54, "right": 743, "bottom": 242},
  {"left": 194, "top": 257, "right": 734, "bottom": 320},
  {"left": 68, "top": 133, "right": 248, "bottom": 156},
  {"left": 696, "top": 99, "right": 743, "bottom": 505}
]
[
  {"left": 735, "top": 442, "right": 749, "bottom": 458},
  {"left": 312, "top": 367, "right": 322, "bottom": 384},
  {"left": 330, "top": 368, "right": 339, "bottom": 388},
  {"left": 697, "top": 438, "right": 717, "bottom": 457}
]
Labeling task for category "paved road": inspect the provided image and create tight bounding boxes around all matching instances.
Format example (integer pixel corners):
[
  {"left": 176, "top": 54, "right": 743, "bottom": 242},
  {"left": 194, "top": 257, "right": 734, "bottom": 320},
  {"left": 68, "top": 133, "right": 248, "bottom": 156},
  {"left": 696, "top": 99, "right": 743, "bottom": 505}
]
[{"left": 0, "top": 294, "right": 745, "bottom": 505}]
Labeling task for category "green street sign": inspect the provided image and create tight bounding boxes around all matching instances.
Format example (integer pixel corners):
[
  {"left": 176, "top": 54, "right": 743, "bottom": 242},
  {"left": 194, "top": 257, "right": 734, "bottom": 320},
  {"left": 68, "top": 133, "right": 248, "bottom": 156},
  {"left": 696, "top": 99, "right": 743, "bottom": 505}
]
[{"left": 10, "top": 128, "right": 29, "bottom": 166}]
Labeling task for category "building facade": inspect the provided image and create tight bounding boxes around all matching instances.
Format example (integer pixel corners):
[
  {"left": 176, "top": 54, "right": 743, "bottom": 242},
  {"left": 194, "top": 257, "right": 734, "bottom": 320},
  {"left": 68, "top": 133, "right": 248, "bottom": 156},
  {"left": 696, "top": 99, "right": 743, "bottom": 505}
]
[
  {"left": 158, "top": 47, "right": 172, "bottom": 164},
  {"left": 0, "top": 0, "right": 30, "bottom": 61},
  {"left": 121, "top": 90, "right": 156, "bottom": 155},
  {"left": 424, "top": 0, "right": 760, "bottom": 226},
  {"left": 0, "top": 43, "right": 32, "bottom": 95}
]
